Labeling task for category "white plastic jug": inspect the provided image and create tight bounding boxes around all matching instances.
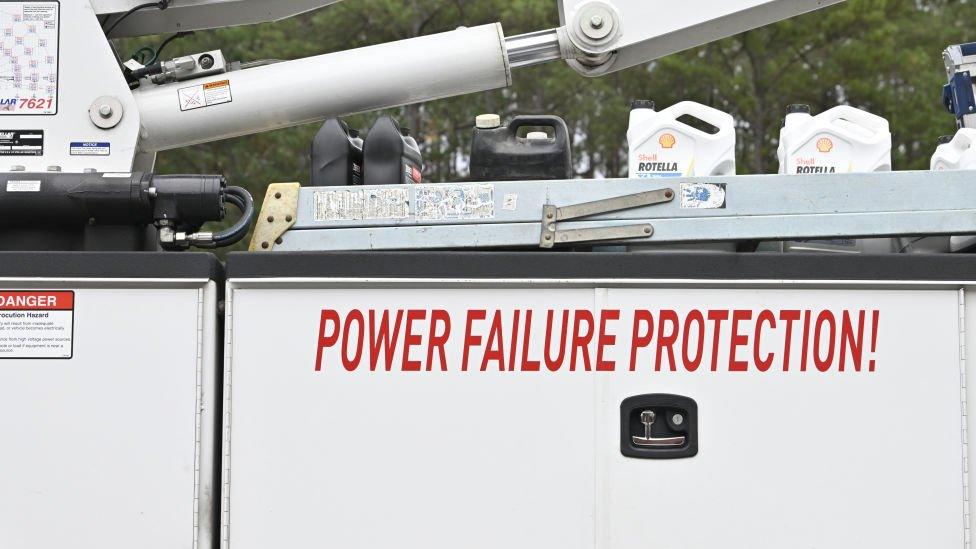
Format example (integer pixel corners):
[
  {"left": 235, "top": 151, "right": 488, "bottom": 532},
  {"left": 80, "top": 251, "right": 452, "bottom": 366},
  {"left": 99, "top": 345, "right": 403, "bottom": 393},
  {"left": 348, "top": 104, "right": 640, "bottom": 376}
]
[
  {"left": 776, "top": 104, "right": 894, "bottom": 253},
  {"left": 628, "top": 100, "right": 736, "bottom": 178},
  {"left": 928, "top": 129, "right": 976, "bottom": 252},
  {"left": 932, "top": 129, "right": 976, "bottom": 170},
  {"left": 620, "top": 100, "right": 736, "bottom": 253},
  {"left": 777, "top": 104, "right": 891, "bottom": 175}
]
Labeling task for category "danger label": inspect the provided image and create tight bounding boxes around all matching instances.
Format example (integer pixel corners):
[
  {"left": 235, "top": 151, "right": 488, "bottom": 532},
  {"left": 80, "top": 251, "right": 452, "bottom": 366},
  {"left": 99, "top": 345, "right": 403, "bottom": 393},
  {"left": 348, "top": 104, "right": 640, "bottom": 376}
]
[
  {"left": 178, "top": 79, "right": 232, "bottom": 111},
  {"left": 0, "top": 290, "right": 73, "bottom": 359}
]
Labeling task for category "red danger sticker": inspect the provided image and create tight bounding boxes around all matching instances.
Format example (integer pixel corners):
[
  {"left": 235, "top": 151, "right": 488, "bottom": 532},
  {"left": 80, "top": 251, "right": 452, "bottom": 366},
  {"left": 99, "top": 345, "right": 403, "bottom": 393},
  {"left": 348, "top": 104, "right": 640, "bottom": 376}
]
[
  {"left": 0, "top": 291, "right": 74, "bottom": 358},
  {"left": 0, "top": 290, "right": 73, "bottom": 309}
]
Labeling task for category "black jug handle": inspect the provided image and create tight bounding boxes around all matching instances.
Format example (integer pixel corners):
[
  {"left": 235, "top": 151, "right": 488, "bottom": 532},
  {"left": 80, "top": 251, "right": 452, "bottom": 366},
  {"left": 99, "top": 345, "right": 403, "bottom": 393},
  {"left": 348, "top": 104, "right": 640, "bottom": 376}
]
[{"left": 508, "top": 115, "right": 570, "bottom": 147}]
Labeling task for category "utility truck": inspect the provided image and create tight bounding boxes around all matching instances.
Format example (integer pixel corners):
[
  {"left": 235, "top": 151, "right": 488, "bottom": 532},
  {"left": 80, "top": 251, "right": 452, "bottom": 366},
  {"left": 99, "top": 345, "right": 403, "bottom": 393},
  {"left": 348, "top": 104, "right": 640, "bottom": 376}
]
[{"left": 1, "top": 1, "right": 975, "bottom": 548}]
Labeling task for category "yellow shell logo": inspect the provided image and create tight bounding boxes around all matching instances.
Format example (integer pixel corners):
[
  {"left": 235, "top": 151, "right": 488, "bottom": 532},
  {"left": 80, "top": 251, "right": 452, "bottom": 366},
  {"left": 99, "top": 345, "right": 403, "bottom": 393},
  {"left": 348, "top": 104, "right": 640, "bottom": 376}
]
[
  {"left": 816, "top": 137, "right": 834, "bottom": 153},
  {"left": 659, "top": 133, "right": 677, "bottom": 149}
]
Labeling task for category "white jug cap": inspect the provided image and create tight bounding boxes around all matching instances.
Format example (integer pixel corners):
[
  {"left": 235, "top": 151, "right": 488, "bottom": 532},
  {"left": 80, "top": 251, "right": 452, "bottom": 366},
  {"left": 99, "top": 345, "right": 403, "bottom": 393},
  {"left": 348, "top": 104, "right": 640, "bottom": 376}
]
[
  {"left": 526, "top": 131, "right": 549, "bottom": 140},
  {"left": 476, "top": 114, "right": 501, "bottom": 129}
]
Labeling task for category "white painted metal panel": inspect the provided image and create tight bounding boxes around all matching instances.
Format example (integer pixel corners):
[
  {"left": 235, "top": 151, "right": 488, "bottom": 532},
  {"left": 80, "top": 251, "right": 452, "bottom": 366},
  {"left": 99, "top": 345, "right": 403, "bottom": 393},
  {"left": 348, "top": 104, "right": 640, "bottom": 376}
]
[
  {"left": 595, "top": 287, "right": 964, "bottom": 548},
  {"left": 224, "top": 287, "right": 597, "bottom": 548},
  {"left": 0, "top": 282, "right": 219, "bottom": 549},
  {"left": 225, "top": 280, "right": 966, "bottom": 548}
]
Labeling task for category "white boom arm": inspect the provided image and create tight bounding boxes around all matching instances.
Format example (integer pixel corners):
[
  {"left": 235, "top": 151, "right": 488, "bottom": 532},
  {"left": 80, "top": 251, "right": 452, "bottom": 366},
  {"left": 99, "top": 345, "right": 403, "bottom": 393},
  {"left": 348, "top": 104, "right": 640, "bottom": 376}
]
[{"left": 557, "top": 0, "right": 846, "bottom": 75}]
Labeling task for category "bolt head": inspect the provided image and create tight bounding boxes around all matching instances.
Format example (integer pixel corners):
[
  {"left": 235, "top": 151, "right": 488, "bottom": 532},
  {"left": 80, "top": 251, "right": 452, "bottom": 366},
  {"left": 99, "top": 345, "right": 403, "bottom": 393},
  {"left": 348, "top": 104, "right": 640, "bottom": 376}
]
[
  {"left": 589, "top": 15, "right": 604, "bottom": 28},
  {"left": 98, "top": 104, "right": 113, "bottom": 118},
  {"left": 671, "top": 413, "right": 684, "bottom": 426}
]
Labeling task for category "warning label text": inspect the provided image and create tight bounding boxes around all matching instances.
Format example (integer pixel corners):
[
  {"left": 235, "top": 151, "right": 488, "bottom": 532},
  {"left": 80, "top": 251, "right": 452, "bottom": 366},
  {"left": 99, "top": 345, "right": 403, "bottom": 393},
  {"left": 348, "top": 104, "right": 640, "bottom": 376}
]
[{"left": 0, "top": 291, "right": 73, "bottom": 359}]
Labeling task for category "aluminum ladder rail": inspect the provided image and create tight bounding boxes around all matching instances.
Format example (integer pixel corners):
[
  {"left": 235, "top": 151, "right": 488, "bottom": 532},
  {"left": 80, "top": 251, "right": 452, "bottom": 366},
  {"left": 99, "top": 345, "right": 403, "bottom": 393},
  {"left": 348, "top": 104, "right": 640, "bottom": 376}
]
[{"left": 253, "top": 170, "right": 976, "bottom": 251}]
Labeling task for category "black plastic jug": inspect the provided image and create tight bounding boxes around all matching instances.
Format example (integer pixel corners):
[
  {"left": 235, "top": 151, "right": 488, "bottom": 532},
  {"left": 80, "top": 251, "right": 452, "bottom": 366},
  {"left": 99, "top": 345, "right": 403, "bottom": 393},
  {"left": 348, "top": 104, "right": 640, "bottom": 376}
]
[
  {"left": 362, "top": 116, "right": 423, "bottom": 186},
  {"left": 470, "top": 114, "right": 572, "bottom": 181},
  {"left": 310, "top": 118, "right": 363, "bottom": 186}
]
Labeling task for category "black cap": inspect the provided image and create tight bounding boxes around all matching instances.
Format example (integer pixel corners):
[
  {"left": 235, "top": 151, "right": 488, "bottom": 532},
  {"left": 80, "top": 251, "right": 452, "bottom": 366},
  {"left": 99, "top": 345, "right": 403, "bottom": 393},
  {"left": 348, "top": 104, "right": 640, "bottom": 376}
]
[
  {"left": 631, "top": 99, "right": 655, "bottom": 110},
  {"left": 938, "top": 134, "right": 954, "bottom": 144},
  {"left": 786, "top": 104, "right": 811, "bottom": 114}
]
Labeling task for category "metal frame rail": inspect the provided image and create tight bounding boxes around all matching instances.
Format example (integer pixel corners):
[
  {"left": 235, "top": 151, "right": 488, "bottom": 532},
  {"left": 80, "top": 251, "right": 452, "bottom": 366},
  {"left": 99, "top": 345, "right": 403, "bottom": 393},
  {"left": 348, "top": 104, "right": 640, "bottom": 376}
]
[{"left": 251, "top": 171, "right": 976, "bottom": 251}]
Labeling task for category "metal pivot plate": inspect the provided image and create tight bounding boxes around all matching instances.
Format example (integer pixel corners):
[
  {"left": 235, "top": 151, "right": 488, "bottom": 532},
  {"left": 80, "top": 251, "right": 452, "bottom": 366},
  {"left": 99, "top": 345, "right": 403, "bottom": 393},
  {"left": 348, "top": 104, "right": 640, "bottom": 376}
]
[
  {"left": 249, "top": 183, "right": 300, "bottom": 251},
  {"left": 569, "top": 1, "right": 620, "bottom": 50},
  {"left": 540, "top": 187, "right": 673, "bottom": 248},
  {"left": 88, "top": 95, "right": 124, "bottom": 129}
]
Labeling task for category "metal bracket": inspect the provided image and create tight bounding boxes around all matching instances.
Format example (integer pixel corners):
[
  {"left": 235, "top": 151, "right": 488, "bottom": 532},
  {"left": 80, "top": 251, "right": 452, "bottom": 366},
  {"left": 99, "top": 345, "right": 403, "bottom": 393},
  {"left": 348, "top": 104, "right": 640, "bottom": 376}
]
[
  {"left": 540, "top": 188, "right": 674, "bottom": 248},
  {"left": 249, "top": 183, "right": 300, "bottom": 252}
]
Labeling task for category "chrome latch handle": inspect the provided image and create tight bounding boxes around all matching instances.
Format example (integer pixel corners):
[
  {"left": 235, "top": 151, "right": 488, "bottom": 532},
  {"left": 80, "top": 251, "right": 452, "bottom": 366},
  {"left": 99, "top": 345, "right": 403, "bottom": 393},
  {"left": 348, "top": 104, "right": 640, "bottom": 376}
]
[{"left": 631, "top": 410, "right": 685, "bottom": 447}]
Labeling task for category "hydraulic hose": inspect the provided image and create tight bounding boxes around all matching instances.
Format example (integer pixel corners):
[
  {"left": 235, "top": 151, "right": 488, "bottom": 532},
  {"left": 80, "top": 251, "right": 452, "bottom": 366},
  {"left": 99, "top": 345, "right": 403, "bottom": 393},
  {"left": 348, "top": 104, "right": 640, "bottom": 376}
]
[{"left": 209, "top": 186, "right": 254, "bottom": 248}]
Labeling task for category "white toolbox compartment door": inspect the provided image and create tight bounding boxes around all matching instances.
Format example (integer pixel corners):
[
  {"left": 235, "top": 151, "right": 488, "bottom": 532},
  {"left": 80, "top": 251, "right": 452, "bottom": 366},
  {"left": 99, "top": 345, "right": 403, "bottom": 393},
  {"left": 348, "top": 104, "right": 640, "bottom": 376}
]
[
  {"left": 225, "top": 284, "right": 966, "bottom": 548},
  {"left": 596, "top": 287, "right": 965, "bottom": 548},
  {"left": 0, "top": 285, "right": 216, "bottom": 549}
]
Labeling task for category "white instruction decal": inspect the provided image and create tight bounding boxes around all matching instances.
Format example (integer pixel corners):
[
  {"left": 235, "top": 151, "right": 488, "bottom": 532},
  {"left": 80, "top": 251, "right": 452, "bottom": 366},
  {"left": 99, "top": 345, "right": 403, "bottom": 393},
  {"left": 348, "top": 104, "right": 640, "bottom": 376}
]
[
  {"left": 178, "top": 79, "right": 233, "bottom": 111},
  {"left": 503, "top": 193, "right": 518, "bottom": 211},
  {"left": 6, "top": 180, "right": 39, "bottom": 192},
  {"left": 314, "top": 187, "right": 409, "bottom": 221},
  {"left": 680, "top": 182, "right": 726, "bottom": 209},
  {"left": 0, "top": 2, "right": 59, "bottom": 115},
  {"left": 415, "top": 184, "right": 494, "bottom": 221},
  {"left": 0, "top": 291, "right": 73, "bottom": 359}
]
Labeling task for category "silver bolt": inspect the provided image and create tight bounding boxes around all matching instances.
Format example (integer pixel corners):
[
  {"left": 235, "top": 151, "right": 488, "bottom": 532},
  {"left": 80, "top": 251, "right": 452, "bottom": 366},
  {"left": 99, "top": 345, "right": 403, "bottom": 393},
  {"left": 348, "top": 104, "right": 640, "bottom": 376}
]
[
  {"left": 672, "top": 413, "right": 684, "bottom": 426},
  {"left": 98, "top": 104, "right": 113, "bottom": 118},
  {"left": 589, "top": 15, "right": 604, "bottom": 28},
  {"left": 10, "top": 165, "right": 25, "bottom": 171},
  {"left": 83, "top": 168, "right": 98, "bottom": 174},
  {"left": 46, "top": 165, "right": 61, "bottom": 172}
]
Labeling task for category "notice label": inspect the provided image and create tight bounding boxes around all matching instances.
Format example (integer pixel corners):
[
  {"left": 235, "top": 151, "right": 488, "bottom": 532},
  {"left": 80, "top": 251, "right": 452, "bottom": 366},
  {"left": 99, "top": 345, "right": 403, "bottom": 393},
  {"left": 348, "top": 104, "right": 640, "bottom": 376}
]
[
  {"left": 0, "top": 129, "right": 43, "bottom": 156},
  {"left": 6, "top": 179, "right": 39, "bottom": 192},
  {"left": 69, "top": 141, "right": 110, "bottom": 156},
  {"left": 314, "top": 187, "right": 409, "bottom": 221},
  {"left": 0, "top": 290, "right": 74, "bottom": 359},
  {"left": 415, "top": 184, "right": 495, "bottom": 221},
  {"left": 178, "top": 79, "right": 233, "bottom": 111}
]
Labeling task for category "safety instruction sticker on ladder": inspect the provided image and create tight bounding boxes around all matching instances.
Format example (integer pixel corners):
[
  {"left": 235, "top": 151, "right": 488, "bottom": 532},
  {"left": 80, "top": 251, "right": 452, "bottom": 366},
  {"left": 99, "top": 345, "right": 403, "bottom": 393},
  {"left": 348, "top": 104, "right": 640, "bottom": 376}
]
[
  {"left": 0, "top": 291, "right": 74, "bottom": 359},
  {"left": 178, "top": 79, "right": 233, "bottom": 111}
]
